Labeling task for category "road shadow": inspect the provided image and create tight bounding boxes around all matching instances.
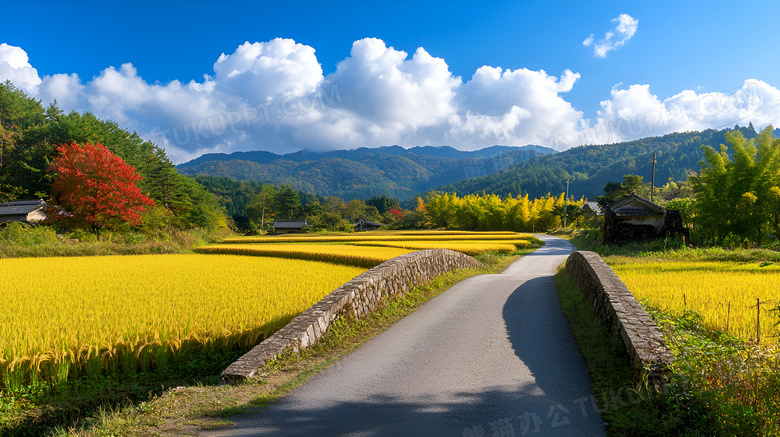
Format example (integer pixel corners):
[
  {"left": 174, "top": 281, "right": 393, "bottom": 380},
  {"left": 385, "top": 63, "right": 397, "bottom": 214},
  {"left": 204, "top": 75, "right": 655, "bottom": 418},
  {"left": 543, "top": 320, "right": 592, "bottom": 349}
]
[
  {"left": 202, "top": 384, "right": 601, "bottom": 437},
  {"left": 499, "top": 248, "right": 606, "bottom": 436}
]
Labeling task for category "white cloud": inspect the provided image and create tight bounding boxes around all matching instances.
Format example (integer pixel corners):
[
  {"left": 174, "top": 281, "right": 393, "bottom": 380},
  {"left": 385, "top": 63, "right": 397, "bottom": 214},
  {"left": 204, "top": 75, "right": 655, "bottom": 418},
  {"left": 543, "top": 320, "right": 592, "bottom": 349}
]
[
  {"left": 213, "top": 39, "right": 323, "bottom": 103},
  {"left": 582, "top": 34, "right": 594, "bottom": 47},
  {"left": 451, "top": 67, "right": 583, "bottom": 147},
  {"left": 584, "top": 13, "right": 638, "bottom": 58},
  {"left": 325, "top": 39, "right": 460, "bottom": 130},
  {"left": 0, "top": 43, "right": 41, "bottom": 91},
  {"left": 548, "top": 80, "right": 780, "bottom": 149},
  {"left": 1, "top": 40, "right": 779, "bottom": 165}
]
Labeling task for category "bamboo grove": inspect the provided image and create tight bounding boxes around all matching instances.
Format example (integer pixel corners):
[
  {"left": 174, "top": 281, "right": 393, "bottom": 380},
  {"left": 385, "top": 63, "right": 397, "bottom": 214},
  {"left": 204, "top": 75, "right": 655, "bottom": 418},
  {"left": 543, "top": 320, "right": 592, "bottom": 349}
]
[
  {"left": 691, "top": 126, "right": 780, "bottom": 244},
  {"left": 424, "top": 192, "right": 585, "bottom": 232}
]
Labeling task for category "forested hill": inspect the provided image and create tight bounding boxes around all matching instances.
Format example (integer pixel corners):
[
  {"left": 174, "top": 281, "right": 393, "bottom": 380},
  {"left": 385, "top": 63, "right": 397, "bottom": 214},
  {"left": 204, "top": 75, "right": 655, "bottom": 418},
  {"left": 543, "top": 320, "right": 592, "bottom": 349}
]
[
  {"left": 434, "top": 126, "right": 769, "bottom": 200},
  {"left": 0, "top": 82, "right": 225, "bottom": 230},
  {"left": 176, "top": 145, "right": 554, "bottom": 200}
]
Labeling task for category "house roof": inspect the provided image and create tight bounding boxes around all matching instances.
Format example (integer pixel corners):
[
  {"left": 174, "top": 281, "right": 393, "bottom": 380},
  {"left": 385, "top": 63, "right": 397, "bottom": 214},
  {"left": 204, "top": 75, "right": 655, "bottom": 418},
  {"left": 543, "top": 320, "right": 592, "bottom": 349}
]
[
  {"left": 273, "top": 220, "right": 308, "bottom": 229},
  {"left": 355, "top": 219, "right": 385, "bottom": 227},
  {"left": 0, "top": 200, "right": 47, "bottom": 216},
  {"left": 607, "top": 192, "right": 664, "bottom": 217},
  {"left": 580, "top": 201, "right": 603, "bottom": 215}
]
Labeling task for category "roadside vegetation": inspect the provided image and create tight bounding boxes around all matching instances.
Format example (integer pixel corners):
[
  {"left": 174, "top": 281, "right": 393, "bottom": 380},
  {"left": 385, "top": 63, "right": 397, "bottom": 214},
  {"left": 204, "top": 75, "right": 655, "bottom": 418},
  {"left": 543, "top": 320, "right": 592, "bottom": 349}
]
[{"left": 558, "top": 229, "right": 780, "bottom": 436}]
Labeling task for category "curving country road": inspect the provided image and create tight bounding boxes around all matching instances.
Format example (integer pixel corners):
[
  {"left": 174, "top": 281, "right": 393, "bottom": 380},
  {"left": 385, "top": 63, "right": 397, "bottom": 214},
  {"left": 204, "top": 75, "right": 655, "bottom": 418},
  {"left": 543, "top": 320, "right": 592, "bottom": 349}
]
[{"left": 206, "top": 235, "right": 605, "bottom": 437}]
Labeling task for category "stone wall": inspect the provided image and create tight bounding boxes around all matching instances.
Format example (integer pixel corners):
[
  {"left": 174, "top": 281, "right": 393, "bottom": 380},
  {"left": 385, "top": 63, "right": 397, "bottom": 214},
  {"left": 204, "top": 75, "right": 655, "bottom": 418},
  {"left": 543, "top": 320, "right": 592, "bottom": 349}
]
[
  {"left": 565, "top": 251, "right": 673, "bottom": 373},
  {"left": 222, "top": 249, "right": 483, "bottom": 382}
]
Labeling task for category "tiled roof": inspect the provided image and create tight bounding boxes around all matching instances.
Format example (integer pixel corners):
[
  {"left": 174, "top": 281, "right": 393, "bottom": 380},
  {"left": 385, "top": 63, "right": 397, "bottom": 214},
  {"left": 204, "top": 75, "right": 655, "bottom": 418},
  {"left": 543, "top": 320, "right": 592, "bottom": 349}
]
[
  {"left": 355, "top": 219, "right": 385, "bottom": 227},
  {"left": 0, "top": 200, "right": 47, "bottom": 216},
  {"left": 608, "top": 192, "right": 663, "bottom": 212},
  {"left": 581, "top": 201, "right": 602, "bottom": 214},
  {"left": 273, "top": 220, "right": 308, "bottom": 229},
  {"left": 613, "top": 207, "right": 663, "bottom": 217}
]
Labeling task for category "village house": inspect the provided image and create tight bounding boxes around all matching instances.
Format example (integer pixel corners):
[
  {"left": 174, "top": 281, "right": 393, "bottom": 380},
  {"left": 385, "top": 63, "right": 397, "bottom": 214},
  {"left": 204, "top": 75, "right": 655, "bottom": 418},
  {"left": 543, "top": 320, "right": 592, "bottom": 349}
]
[
  {"left": 602, "top": 192, "right": 688, "bottom": 244},
  {"left": 581, "top": 201, "right": 603, "bottom": 216},
  {"left": 354, "top": 219, "right": 385, "bottom": 232},
  {"left": 0, "top": 200, "right": 58, "bottom": 224},
  {"left": 272, "top": 219, "right": 309, "bottom": 234},
  {"left": 580, "top": 201, "right": 603, "bottom": 228}
]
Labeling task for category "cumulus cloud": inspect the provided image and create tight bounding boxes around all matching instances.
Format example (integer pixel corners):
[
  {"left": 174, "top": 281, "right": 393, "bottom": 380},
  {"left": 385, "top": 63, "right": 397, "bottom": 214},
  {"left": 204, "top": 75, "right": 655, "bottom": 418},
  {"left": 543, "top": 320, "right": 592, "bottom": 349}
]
[
  {"left": 325, "top": 39, "right": 459, "bottom": 130},
  {"left": 451, "top": 67, "right": 583, "bottom": 147},
  {"left": 547, "top": 79, "right": 780, "bottom": 149},
  {"left": 213, "top": 39, "right": 323, "bottom": 103},
  {"left": 1, "top": 39, "right": 779, "bottom": 164},
  {"left": 0, "top": 43, "right": 41, "bottom": 91},
  {"left": 583, "top": 13, "right": 638, "bottom": 58}
]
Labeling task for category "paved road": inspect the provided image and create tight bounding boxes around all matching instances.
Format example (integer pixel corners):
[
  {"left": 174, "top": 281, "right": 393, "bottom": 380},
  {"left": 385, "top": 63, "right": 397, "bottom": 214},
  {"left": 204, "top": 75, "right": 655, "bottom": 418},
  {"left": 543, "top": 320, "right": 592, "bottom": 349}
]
[{"left": 206, "top": 235, "right": 605, "bottom": 437}]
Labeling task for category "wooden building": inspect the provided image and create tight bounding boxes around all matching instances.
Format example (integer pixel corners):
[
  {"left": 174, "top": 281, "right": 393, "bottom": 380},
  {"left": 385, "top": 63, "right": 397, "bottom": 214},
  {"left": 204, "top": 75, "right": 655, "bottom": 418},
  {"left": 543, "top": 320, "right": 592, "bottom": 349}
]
[
  {"left": 602, "top": 193, "right": 688, "bottom": 244},
  {"left": 354, "top": 219, "right": 385, "bottom": 232},
  {"left": 580, "top": 201, "right": 603, "bottom": 216},
  {"left": 580, "top": 201, "right": 603, "bottom": 229},
  {"left": 272, "top": 219, "right": 309, "bottom": 234},
  {"left": 0, "top": 200, "right": 54, "bottom": 224}
]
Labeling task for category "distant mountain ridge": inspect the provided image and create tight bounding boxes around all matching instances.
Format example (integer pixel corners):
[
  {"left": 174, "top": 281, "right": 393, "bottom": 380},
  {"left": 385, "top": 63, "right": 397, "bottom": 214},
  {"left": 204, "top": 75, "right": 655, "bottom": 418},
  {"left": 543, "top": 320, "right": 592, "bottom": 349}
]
[
  {"left": 177, "top": 145, "right": 554, "bottom": 200},
  {"left": 178, "top": 144, "right": 553, "bottom": 167},
  {"left": 435, "top": 125, "right": 772, "bottom": 200},
  {"left": 178, "top": 126, "right": 776, "bottom": 202}
]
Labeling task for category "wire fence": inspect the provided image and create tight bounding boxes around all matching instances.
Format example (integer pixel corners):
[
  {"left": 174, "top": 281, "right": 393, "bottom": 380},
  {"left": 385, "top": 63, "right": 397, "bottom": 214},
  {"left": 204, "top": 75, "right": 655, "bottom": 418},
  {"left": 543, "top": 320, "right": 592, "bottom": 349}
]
[{"left": 666, "top": 295, "right": 780, "bottom": 343}]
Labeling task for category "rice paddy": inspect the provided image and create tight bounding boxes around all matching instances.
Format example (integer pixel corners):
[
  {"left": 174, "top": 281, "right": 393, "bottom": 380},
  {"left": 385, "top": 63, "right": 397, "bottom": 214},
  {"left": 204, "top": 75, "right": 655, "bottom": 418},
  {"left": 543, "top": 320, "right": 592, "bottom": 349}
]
[
  {"left": 0, "top": 254, "right": 363, "bottom": 391},
  {"left": 1, "top": 230, "right": 540, "bottom": 393},
  {"left": 612, "top": 260, "right": 780, "bottom": 344},
  {"left": 196, "top": 243, "right": 412, "bottom": 267}
]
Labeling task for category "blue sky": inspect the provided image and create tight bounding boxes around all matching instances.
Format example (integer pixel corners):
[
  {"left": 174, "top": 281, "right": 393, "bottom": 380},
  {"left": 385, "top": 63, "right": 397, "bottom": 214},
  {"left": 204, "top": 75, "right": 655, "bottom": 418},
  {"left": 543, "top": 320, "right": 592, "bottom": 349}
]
[{"left": 2, "top": 1, "right": 779, "bottom": 163}]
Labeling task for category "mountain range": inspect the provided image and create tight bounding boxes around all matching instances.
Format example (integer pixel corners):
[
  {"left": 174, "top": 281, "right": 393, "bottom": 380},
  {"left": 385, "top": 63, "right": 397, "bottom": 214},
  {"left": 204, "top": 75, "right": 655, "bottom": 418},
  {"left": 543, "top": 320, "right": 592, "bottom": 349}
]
[
  {"left": 177, "top": 145, "right": 553, "bottom": 200},
  {"left": 440, "top": 126, "right": 779, "bottom": 200},
  {"left": 178, "top": 125, "right": 777, "bottom": 202}
]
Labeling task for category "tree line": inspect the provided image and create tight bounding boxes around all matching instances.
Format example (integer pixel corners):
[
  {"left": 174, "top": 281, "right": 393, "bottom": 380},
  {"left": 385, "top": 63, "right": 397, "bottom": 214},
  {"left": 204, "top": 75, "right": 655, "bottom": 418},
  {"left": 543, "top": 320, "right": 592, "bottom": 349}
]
[
  {"left": 691, "top": 126, "right": 780, "bottom": 244},
  {"left": 195, "top": 175, "right": 401, "bottom": 233},
  {"left": 0, "top": 81, "right": 225, "bottom": 233}
]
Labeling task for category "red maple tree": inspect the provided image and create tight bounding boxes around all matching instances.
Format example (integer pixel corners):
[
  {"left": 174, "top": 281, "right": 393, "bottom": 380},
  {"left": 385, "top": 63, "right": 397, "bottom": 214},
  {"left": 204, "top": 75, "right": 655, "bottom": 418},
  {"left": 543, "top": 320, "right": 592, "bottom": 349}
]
[
  {"left": 389, "top": 207, "right": 404, "bottom": 220},
  {"left": 49, "top": 142, "right": 154, "bottom": 235}
]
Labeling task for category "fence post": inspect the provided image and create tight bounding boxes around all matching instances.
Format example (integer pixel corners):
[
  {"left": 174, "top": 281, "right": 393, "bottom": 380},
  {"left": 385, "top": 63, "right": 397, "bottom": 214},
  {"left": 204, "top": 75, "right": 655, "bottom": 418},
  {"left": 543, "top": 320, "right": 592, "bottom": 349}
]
[
  {"left": 726, "top": 302, "right": 730, "bottom": 333},
  {"left": 756, "top": 297, "right": 761, "bottom": 344}
]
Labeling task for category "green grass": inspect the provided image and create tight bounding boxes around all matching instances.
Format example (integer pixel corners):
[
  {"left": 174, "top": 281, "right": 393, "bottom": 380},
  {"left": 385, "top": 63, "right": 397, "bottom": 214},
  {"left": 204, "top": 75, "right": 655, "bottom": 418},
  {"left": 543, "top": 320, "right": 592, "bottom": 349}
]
[
  {"left": 0, "top": 347, "right": 247, "bottom": 436},
  {"left": 647, "top": 303, "right": 780, "bottom": 436}
]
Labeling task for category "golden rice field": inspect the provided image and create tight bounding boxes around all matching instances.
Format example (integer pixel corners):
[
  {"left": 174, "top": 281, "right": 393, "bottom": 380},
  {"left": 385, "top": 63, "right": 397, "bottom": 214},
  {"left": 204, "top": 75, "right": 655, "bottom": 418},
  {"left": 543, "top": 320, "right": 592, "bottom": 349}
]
[
  {"left": 0, "top": 254, "right": 364, "bottom": 391},
  {"left": 203, "top": 232, "right": 539, "bottom": 263},
  {"left": 612, "top": 260, "right": 780, "bottom": 344},
  {"left": 347, "top": 239, "right": 533, "bottom": 256},
  {"left": 0, "top": 231, "right": 541, "bottom": 393},
  {"left": 196, "top": 243, "right": 412, "bottom": 267}
]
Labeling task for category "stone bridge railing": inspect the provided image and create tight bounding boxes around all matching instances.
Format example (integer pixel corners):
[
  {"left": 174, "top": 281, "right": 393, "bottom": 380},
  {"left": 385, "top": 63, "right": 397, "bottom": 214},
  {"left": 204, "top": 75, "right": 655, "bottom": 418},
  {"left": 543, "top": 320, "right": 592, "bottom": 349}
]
[
  {"left": 222, "top": 249, "right": 483, "bottom": 382},
  {"left": 565, "top": 251, "right": 673, "bottom": 375}
]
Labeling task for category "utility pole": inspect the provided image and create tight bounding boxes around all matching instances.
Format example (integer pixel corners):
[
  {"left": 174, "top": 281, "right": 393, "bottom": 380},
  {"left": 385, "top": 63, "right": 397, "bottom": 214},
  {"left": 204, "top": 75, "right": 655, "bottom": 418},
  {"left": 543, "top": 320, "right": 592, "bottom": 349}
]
[
  {"left": 651, "top": 151, "right": 657, "bottom": 203},
  {"left": 563, "top": 178, "right": 570, "bottom": 228}
]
